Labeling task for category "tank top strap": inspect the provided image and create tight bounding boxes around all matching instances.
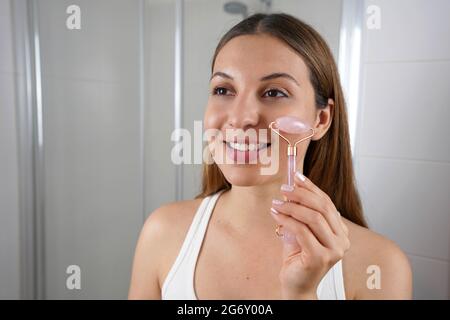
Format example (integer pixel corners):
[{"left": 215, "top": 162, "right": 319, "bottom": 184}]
[
  {"left": 186, "top": 190, "right": 224, "bottom": 262},
  {"left": 161, "top": 190, "right": 224, "bottom": 299}
]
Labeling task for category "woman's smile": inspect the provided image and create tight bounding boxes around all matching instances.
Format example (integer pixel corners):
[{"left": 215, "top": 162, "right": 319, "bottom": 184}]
[{"left": 223, "top": 139, "right": 271, "bottom": 163}]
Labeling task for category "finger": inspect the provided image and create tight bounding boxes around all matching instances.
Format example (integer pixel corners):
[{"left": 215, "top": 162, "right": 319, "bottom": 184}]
[
  {"left": 270, "top": 210, "right": 303, "bottom": 260},
  {"left": 293, "top": 172, "right": 348, "bottom": 233},
  {"left": 278, "top": 227, "right": 303, "bottom": 261},
  {"left": 270, "top": 208, "right": 326, "bottom": 256},
  {"left": 294, "top": 171, "right": 328, "bottom": 199},
  {"left": 272, "top": 199, "right": 337, "bottom": 249},
  {"left": 293, "top": 174, "right": 348, "bottom": 234},
  {"left": 281, "top": 185, "right": 345, "bottom": 236}
]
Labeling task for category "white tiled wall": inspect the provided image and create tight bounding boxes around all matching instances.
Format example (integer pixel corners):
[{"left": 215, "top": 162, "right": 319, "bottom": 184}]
[{"left": 355, "top": 0, "right": 450, "bottom": 299}]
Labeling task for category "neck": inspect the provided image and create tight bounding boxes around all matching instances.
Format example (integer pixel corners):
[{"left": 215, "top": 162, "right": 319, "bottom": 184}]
[
  {"left": 214, "top": 161, "right": 305, "bottom": 238},
  {"left": 219, "top": 181, "right": 284, "bottom": 236}
]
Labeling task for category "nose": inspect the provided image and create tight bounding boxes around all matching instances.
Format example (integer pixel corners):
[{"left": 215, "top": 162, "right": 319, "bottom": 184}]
[{"left": 226, "top": 93, "right": 260, "bottom": 131}]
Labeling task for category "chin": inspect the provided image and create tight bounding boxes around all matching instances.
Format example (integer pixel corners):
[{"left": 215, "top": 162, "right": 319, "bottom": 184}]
[{"left": 218, "top": 164, "right": 273, "bottom": 186}]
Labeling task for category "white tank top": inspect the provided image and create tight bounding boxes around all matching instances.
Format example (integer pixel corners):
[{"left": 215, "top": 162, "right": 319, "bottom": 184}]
[{"left": 161, "top": 189, "right": 346, "bottom": 300}]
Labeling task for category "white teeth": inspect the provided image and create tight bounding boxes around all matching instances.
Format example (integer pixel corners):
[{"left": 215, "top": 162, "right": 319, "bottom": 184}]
[
  {"left": 257, "top": 143, "right": 268, "bottom": 149},
  {"left": 227, "top": 142, "right": 269, "bottom": 151},
  {"left": 229, "top": 142, "right": 249, "bottom": 151}
]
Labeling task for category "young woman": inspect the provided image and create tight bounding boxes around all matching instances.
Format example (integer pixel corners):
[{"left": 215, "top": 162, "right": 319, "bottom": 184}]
[{"left": 128, "top": 13, "right": 412, "bottom": 300}]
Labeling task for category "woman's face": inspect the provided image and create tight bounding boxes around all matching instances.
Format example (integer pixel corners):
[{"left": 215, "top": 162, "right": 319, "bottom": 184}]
[{"left": 204, "top": 34, "right": 331, "bottom": 187}]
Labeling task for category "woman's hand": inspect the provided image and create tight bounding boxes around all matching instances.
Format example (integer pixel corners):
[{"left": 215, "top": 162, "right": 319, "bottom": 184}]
[{"left": 270, "top": 171, "right": 350, "bottom": 300}]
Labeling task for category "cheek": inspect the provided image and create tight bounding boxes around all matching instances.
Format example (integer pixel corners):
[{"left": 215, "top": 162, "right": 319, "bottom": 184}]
[
  {"left": 305, "top": 91, "right": 321, "bottom": 124},
  {"left": 290, "top": 104, "right": 319, "bottom": 129},
  {"left": 287, "top": 84, "right": 319, "bottom": 125},
  {"left": 204, "top": 104, "right": 226, "bottom": 130},
  {"left": 203, "top": 105, "right": 227, "bottom": 152}
]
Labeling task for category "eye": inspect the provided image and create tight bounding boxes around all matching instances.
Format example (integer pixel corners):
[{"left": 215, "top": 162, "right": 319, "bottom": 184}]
[
  {"left": 263, "top": 89, "right": 288, "bottom": 98},
  {"left": 212, "top": 86, "right": 232, "bottom": 96}
]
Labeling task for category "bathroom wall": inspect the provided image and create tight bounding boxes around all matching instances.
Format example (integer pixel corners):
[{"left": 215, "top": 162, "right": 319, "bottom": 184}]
[
  {"left": 0, "top": 0, "right": 21, "bottom": 299},
  {"left": 355, "top": 0, "right": 450, "bottom": 299}
]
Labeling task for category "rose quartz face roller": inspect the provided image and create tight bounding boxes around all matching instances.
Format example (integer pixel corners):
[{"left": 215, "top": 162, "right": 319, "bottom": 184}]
[{"left": 269, "top": 116, "right": 315, "bottom": 186}]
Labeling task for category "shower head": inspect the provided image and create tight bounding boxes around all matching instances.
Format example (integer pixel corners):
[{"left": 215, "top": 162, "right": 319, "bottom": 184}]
[{"left": 224, "top": 1, "right": 248, "bottom": 18}]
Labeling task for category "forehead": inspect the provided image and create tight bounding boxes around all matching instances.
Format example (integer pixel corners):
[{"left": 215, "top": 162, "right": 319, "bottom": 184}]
[{"left": 213, "top": 34, "right": 309, "bottom": 81}]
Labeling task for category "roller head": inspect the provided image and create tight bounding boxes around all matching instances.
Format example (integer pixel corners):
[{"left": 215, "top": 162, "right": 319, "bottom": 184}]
[{"left": 275, "top": 116, "right": 310, "bottom": 134}]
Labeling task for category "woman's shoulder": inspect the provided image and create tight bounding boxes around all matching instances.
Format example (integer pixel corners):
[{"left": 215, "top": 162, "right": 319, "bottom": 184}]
[
  {"left": 143, "top": 197, "right": 205, "bottom": 251},
  {"left": 145, "top": 197, "right": 204, "bottom": 233},
  {"left": 342, "top": 218, "right": 413, "bottom": 299},
  {"left": 129, "top": 197, "right": 204, "bottom": 299},
  {"left": 141, "top": 197, "right": 205, "bottom": 286}
]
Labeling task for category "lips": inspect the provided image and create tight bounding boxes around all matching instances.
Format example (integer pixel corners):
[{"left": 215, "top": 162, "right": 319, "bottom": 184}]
[
  {"left": 222, "top": 140, "right": 271, "bottom": 163},
  {"left": 225, "top": 141, "right": 271, "bottom": 152}
]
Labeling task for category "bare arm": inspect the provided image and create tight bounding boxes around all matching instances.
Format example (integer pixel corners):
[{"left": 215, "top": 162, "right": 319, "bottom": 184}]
[{"left": 354, "top": 236, "right": 413, "bottom": 299}]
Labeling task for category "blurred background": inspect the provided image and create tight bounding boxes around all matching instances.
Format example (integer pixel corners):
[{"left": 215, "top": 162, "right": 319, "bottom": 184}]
[{"left": 0, "top": 0, "right": 449, "bottom": 299}]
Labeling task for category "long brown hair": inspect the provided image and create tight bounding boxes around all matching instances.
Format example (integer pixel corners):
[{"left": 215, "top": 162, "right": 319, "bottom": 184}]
[{"left": 196, "top": 13, "right": 367, "bottom": 228}]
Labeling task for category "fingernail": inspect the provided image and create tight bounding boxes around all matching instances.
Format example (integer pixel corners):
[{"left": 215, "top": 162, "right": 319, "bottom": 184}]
[
  {"left": 270, "top": 207, "right": 279, "bottom": 215},
  {"left": 295, "top": 171, "right": 306, "bottom": 182},
  {"left": 272, "top": 199, "right": 285, "bottom": 206},
  {"left": 281, "top": 184, "right": 294, "bottom": 192}
]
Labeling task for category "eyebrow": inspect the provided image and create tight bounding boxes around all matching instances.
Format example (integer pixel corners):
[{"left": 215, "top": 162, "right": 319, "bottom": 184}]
[{"left": 210, "top": 71, "right": 300, "bottom": 86}]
